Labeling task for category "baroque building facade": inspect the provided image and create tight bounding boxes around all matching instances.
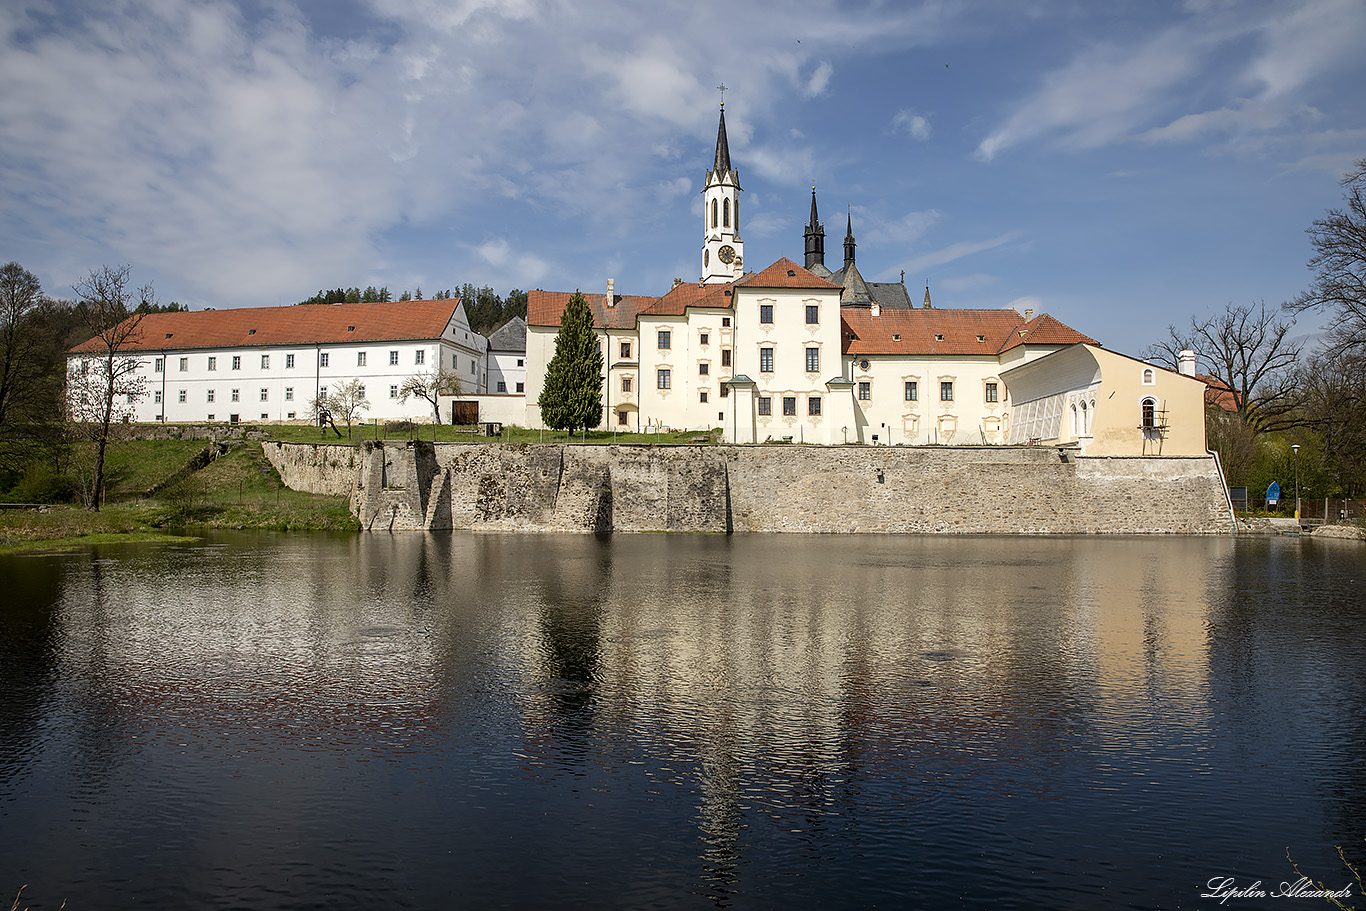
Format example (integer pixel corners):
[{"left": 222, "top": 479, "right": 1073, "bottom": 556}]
[{"left": 525, "top": 105, "right": 1165, "bottom": 448}]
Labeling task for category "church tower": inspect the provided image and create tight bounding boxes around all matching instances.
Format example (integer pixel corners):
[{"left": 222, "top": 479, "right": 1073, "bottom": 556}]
[
  {"left": 804, "top": 188, "right": 825, "bottom": 271},
  {"left": 702, "top": 103, "right": 743, "bottom": 284}
]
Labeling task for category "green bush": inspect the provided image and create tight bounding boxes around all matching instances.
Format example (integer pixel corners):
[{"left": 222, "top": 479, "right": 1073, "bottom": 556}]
[{"left": 7, "top": 465, "right": 78, "bottom": 504}]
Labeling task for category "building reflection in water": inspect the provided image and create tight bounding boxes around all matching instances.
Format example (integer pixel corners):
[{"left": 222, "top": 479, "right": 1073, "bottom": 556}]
[{"left": 19, "top": 531, "right": 1366, "bottom": 906}]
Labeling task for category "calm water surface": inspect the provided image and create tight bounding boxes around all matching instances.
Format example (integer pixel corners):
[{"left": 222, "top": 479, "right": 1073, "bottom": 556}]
[{"left": 2, "top": 532, "right": 1365, "bottom": 910}]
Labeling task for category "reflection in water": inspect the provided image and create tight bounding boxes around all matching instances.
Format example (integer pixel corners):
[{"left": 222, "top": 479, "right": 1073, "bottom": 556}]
[{"left": 2, "top": 532, "right": 1364, "bottom": 909}]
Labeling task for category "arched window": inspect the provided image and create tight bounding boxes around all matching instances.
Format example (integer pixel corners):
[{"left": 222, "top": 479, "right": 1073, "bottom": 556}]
[
  {"left": 1079, "top": 400, "right": 1089, "bottom": 435},
  {"left": 723, "top": 198, "right": 730, "bottom": 228},
  {"left": 1142, "top": 367, "right": 1155, "bottom": 385},
  {"left": 1070, "top": 404, "right": 1078, "bottom": 436},
  {"left": 1141, "top": 397, "right": 1157, "bottom": 429},
  {"left": 712, "top": 199, "right": 718, "bottom": 228}
]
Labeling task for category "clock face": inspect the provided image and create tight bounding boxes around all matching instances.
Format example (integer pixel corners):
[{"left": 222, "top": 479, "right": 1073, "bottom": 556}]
[{"left": 718, "top": 244, "right": 736, "bottom": 264}]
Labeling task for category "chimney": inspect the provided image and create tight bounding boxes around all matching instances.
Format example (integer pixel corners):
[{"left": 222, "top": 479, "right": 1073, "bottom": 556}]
[
  {"left": 606, "top": 278, "right": 615, "bottom": 308},
  {"left": 1023, "top": 308, "right": 1033, "bottom": 321},
  {"left": 1178, "top": 350, "right": 1196, "bottom": 377},
  {"left": 871, "top": 302, "right": 880, "bottom": 317},
  {"left": 672, "top": 277, "right": 683, "bottom": 289}
]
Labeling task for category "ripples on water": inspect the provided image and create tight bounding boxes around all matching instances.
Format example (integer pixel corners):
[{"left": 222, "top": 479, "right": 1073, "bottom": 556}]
[{"left": 2, "top": 533, "right": 1366, "bottom": 910}]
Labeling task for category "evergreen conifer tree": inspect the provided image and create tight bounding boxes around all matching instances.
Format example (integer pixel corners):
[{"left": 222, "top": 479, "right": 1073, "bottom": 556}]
[{"left": 539, "top": 291, "right": 603, "bottom": 434}]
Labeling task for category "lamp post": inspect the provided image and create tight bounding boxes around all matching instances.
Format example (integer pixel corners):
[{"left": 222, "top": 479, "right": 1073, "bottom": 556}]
[{"left": 1292, "top": 443, "right": 1301, "bottom": 521}]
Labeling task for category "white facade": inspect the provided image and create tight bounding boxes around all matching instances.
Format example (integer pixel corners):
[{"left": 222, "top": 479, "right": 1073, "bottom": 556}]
[{"left": 69, "top": 300, "right": 488, "bottom": 424}]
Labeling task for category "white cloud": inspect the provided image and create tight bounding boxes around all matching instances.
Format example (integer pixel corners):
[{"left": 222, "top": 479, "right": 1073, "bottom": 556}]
[
  {"left": 891, "top": 110, "right": 931, "bottom": 141},
  {"left": 1008, "top": 295, "right": 1044, "bottom": 314},
  {"left": 804, "top": 61, "right": 833, "bottom": 97},
  {"left": 940, "top": 273, "right": 997, "bottom": 293},
  {"left": 866, "top": 209, "right": 939, "bottom": 246},
  {"left": 902, "top": 234, "right": 1019, "bottom": 273}
]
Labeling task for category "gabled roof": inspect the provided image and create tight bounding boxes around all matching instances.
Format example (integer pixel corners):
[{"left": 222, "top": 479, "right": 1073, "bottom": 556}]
[
  {"left": 998, "top": 312, "right": 1097, "bottom": 352},
  {"left": 488, "top": 316, "right": 527, "bottom": 353},
  {"left": 840, "top": 308, "right": 1095, "bottom": 357},
  {"left": 68, "top": 299, "right": 464, "bottom": 354},
  {"left": 527, "top": 290, "right": 658, "bottom": 331},
  {"left": 734, "top": 257, "right": 842, "bottom": 291},
  {"left": 646, "top": 280, "right": 735, "bottom": 316}
]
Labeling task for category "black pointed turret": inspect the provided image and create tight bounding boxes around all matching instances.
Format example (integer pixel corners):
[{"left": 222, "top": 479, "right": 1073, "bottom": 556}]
[
  {"left": 843, "top": 213, "right": 856, "bottom": 269},
  {"left": 713, "top": 106, "right": 732, "bottom": 176},
  {"left": 804, "top": 188, "right": 825, "bottom": 270}
]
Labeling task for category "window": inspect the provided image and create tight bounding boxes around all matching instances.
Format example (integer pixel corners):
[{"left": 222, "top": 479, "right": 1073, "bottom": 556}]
[
  {"left": 154, "top": 358, "right": 164, "bottom": 373},
  {"left": 517, "top": 358, "right": 524, "bottom": 367},
  {"left": 497, "top": 381, "right": 507, "bottom": 393},
  {"left": 905, "top": 381, "right": 918, "bottom": 402},
  {"left": 618, "top": 410, "right": 628, "bottom": 426},
  {"left": 285, "top": 387, "right": 293, "bottom": 401},
  {"left": 658, "top": 330, "right": 671, "bottom": 349},
  {"left": 318, "top": 387, "right": 327, "bottom": 401},
  {"left": 809, "top": 396, "right": 822, "bottom": 416},
  {"left": 858, "top": 382, "right": 871, "bottom": 401},
  {"left": 722, "top": 317, "right": 731, "bottom": 327},
  {"left": 1079, "top": 400, "right": 1089, "bottom": 434},
  {"left": 231, "top": 388, "right": 240, "bottom": 402},
  {"left": 389, "top": 350, "right": 399, "bottom": 365},
  {"left": 712, "top": 198, "right": 718, "bottom": 228},
  {"left": 357, "top": 385, "right": 365, "bottom": 399},
  {"left": 805, "top": 347, "right": 819, "bottom": 372},
  {"left": 721, "top": 349, "right": 731, "bottom": 367},
  {"left": 782, "top": 396, "right": 796, "bottom": 416},
  {"left": 357, "top": 352, "right": 367, "bottom": 366},
  {"left": 319, "top": 353, "right": 328, "bottom": 367},
  {"left": 415, "top": 350, "right": 425, "bottom": 365},
  {"left": 260, "top": 388, "right": 268, "bottom": 401},
  {"left": 620, "top": 341, "right": 631, "bottom": 359},
  {"left": 985, "top": 382, "right": 998, "bottom": 403},
  {"left": 699, "top": 362, "right": 710, "bottom": 376},
  {"left": 1142, "top": 398, "right": 1157, "bottom": 429},
  {"left": 940, "top": 381, "right": 954, "bottom": 401},
  {"left": 806, "top": 305, "right": 819, "bottom": 324},
  {"left": 720, "top": 384, "right": 730, "bottom": 397},
  {"left": 516, "top": 382, "right": 524, "bottom": 393},
  {"left": 232, "top": 356, "right": 241, "bottom": 370},
  {"left": 261, "top": 355, "right": 269, "bottom": 369},
  {"left": 760, "top": 304, "right": 773, "bottom": 324},
  {"left": 758, "top": 396, "right": 771, "bottom": 416},
  {"left": 1142, "top": 367, "right": 1156, "bottom": 385},
  {"left": 700, "top": 391, "right": 709, "bottom": 403},
  {"left": 207, "top": 414, "right": 215, "bottom": 421},
  {"left": 179, "top": 357, "right": 188, "bottom": 371},
  {"left": 207, "top": 357, "right": 216, "bottom": 371},
  {"left": 154, "top": 390, "right": 162, "bottom": 404},
  {"left": 178, "top": 389, "right": 186, "bottom": 403},
  {"left": 700, "top": 332, "right": 709, "bottom": 346},
  {"left": 470, "top": 359, "right": 476, "bottom": 373},
  {"left": 760, "top": 348, "right": 774, "bottom": 372},
  {"left": 622, "top": 376, "right": 632, "bottom": 393},
  {"left": 389, "top": 385, "right": 398, "bottom": 399},
  {"left": 657, "top": 369, "right": 671, "bottom": 389},
  {"left": 452, "top": 354, "right": 458, "bottom": 369},
  {"left": 207, "top": 389, "right": 215, "bottom": 403},
  {"left": 286, "top": 353, "right": 295, "bottom": 369},
  {"left": 723, "top": 198, "right": 730, "bottom": 228},
  {"left": 126, "top": 393, "right": 135, "bottom": 405}
]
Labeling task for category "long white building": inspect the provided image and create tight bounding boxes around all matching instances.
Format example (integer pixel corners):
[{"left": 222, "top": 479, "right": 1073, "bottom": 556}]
[{"left": 68, "top": 298, "right": 488, "bottom": 424}]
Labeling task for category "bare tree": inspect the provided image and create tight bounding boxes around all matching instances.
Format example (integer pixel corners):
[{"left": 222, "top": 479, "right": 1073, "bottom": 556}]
[
  {"left": 69, "top": 266, "right": 151, "bottom": 510},
  {"left": 327, "top": 378, "right": 371, "bottom": 439},
  {"left": 399, "top": 366, "right": 463, "bottom": 424},
  {"left": 1144, "top": 300, "right": 1302, "bottom": 434},
  {"left": 1296, "top": 351, "right": 1366, "bottom": 496},
  {"left": 0, "top": 262, "right": 48, "bottom": 432},
  {"left": 1290, "top": 158, "right": 1366, "bottom": 357},
  {"left": 306, "top": 391, "right": 342, "bottom": 438}
]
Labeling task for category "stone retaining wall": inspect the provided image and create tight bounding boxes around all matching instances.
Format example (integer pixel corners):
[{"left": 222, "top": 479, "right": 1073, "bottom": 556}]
[
  {"left": 261, "top": 441, "right": 361, "bottom": 499},
  {"left": 339, "top": 443, "right": 1234, "bottom": 535}
]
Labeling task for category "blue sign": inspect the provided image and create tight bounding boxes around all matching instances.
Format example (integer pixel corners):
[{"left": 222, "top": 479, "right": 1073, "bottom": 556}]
[{"left": 1267, "top": 481, "right": 1281, "bottom": 506}]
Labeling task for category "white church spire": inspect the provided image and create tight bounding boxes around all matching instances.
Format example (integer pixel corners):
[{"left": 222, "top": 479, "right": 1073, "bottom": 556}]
[{"left": 701, "top": 91, "right": 743, "bottom": 284}]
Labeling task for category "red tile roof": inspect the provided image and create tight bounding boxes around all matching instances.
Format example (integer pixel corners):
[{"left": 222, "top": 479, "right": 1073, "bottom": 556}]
[
  {"left": 841, "top": 308, "right": 1095, "bottom": 357},
  {"left": 69, "top": 300, "right": 463, "bottom": 354},
  {"left": 527, "top": 290, "right": 659, "bottom": 330},
  {"left": 1197, "top": 374, "right": 1241, "bottom": 412},
  {"left": 644, "top": 280, "right": 734, "bottom": 316},
  {"left": 734, "top": 257, "right": 842, "bottom": 290}
]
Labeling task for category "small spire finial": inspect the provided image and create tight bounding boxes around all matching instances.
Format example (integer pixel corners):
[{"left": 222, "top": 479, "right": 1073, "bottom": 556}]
[{"left": 717, "top": 83, "right": 727, "bottom": 107}]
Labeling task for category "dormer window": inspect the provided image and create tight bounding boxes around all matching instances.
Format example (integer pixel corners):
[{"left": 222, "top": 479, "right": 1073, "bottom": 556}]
[
  {"left": 892, "top": 334, "right": 901, "bottom": 341},
  {"left": 935, "top": 334, "right": 944, "bottom": 341},
  {"left": 248, "top": 329, "right": 256, "bottom": 335},
  {"left": 976, "top": 335, "right": 985, "bottom": 342}
]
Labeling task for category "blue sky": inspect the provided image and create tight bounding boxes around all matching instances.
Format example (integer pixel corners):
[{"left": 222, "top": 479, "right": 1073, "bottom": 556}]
[{"left": 1, "top": 0, "right": 1363, "bottom": 351}]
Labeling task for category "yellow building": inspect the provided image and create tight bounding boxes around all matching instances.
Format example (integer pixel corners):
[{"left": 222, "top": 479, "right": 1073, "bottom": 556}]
[{"left": 1001, "top": 344, "right": 1209, "bottom": 455}]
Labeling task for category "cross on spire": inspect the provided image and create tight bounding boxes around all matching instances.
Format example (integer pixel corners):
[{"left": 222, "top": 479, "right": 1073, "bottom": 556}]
[{"left": 717, "top": 83, "right": 727, "bottom": 107}]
